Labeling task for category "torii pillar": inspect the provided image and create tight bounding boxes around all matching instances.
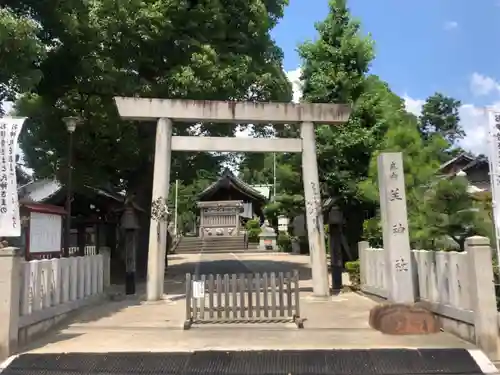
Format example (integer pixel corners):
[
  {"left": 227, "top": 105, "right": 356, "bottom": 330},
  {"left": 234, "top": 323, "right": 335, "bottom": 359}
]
[{"left": 114, "top": 98, "right": 351, "bottom": 301}]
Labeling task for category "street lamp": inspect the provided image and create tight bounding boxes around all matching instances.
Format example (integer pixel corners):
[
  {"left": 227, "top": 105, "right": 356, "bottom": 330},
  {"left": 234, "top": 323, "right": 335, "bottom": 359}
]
[{"left": 62, "top": 116, "right": 81, "bottom": 257}]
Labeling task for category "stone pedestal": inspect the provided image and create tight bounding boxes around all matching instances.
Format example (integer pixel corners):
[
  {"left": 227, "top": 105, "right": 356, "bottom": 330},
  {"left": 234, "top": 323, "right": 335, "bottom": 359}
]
[
  {"left": 259, "top": 232, "right": 277, "bottom": 251},
  {"left": 0, "top": 247, "right": 21, "bottom": 360},
  {"left": 369, "top": 303, "right": 439, "bottom": 335}
]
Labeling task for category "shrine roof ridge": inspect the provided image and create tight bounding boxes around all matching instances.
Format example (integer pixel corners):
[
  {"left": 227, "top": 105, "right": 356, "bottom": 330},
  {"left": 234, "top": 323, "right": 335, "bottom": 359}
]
[
  {"left": 198, "top": 168, "right": 267, "bottom": 202},
  {"left": 18, "top": 179, "right": 126, "bottom": 205}
]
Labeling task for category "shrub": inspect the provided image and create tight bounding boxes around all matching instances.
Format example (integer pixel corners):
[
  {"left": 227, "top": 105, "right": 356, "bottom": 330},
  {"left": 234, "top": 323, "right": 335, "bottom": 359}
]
[
  {"left": 277, "top": 231, "right": 292, "bottom": 252},
  {"left": 362, "top": 218, "right": 383, "bottom": 247},
  {"left": 248, "top": 230, "right": 261, "bottom": 243},
  {"left": 246, "top": 219, "right": 261, "bottom": 243},
  {"left": 245, "top": 219, "right": 261, "bottom": 230},
  {"left": 345, "top": 260, "right": 360, "bottom": 289}
]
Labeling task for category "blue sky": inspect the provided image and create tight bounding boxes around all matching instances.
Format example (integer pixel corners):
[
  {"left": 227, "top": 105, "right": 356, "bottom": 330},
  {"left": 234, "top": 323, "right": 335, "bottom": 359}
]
[{"left": 272, "top": 0, "right": 500, "bottom": 154}]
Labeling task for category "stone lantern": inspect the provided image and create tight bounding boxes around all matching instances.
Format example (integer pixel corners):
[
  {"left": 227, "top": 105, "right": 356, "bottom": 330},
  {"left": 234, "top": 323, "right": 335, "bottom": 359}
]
[
  {"left": 120, "top": 205, "right": 140, "bottom": 295},
  {"left": 278, "top": 215, "right": 289, "bottom": 233},
  {"left": 328, "top": 198, "right": 344, "bottom": 294}
]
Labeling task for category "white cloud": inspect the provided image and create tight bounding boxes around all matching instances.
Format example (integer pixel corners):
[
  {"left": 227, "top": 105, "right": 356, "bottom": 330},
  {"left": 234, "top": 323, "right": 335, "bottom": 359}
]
[
  {"left": 402, "top": 95, "right": 425, "bottom": 116},
  {"left": 404, "top": 95, "right": 500, "bottom": 155},
  {"left": 286, "top": 67, "right": 303, "bottom": 103},
  {"left": 470, "top": 72, "right": 500, "bottom": 96},
  {"left": 283, "top": 68, "right": 499, "bottom": 156},
  {"left": 1, "top": 101, "right": 13, "bottom": 114},
  {"left": 443, "top": 21, "right": 458, "bottom": 30},
  {"left": 283, "top": 68, "right": 500, "bottom": 156}
]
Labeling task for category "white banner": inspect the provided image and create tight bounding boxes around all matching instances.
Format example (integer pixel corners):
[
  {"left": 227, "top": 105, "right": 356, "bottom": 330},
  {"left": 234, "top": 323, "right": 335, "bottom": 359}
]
[{"left": 0, "top": 117, "right": 26, "bottom": 237}]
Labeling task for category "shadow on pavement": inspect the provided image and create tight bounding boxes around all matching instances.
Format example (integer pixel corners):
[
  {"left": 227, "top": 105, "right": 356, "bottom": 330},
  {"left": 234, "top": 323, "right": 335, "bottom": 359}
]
[
  {"left": 20, "top": 255, "right": 314, "bottom": 353},
  {"left": 166, "top": 259, "right": 312, "bottom": 281}
]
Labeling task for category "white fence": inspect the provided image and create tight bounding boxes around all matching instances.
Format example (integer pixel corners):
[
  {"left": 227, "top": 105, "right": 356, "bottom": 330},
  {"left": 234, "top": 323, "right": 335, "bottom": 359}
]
[
  {"left": 359, "top": 237, "right": 498, "bottom": 358},
  {"left": 31, "top": 246, "right": 98, "bottom": 260},
  {"left": 68, "top": 245, "right": 97, "bottom": 257},
  {"left": 412, "top": 250, "right": 473, "bottom": 322},
  {"left": 360, "top": 247, "right": 387, "bottom": 298},
  {"left": 18, "top": 253, "right": 107, "bottom": 329},
  {"left": 360, "top": 245, "right": 475, "bottom": 323}
]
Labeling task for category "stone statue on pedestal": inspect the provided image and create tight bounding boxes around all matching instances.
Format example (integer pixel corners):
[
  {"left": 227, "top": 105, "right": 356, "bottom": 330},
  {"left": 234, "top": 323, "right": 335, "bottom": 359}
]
[{"left": 259, "top": 220, "right": 277, "bottom": 251}]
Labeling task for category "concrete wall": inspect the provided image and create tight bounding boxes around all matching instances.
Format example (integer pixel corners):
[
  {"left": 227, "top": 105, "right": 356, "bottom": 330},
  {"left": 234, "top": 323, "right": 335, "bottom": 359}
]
[
  {"left": 359, "top": 237, "right": 499, "bottom": 358},
  {"left": 0, "top": 247, "right": 110, "bottom": 359}
]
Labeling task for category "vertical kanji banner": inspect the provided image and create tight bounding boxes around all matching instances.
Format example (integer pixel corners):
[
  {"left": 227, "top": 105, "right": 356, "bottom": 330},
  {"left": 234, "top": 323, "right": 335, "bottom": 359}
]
[
  {"left": 487, "top": 109, "right": 500, "bottom": 264},
  {"left": 0, "top": 117, "right": 26, "bottom": 237}
]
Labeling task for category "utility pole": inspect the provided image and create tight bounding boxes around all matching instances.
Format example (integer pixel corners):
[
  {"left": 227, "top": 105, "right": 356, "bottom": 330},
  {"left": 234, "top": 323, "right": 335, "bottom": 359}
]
[
  {"left": 273, "top": 153, "right": 277, "bottom": 200},
  {"left": 174, "top": 179, "right": 179, "bottom": 235},
  {"left": 62, "top": 116, "right": 81, "bottom": 257}
]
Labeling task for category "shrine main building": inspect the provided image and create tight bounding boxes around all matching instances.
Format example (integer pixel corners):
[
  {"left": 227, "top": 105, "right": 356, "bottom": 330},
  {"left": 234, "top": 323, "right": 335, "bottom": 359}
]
[{"left": 196, "top": 169, "right": 270, "bottom": 238}]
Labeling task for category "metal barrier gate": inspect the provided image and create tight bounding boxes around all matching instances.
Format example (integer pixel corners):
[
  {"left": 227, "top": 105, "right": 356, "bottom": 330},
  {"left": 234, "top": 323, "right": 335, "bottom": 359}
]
[{"left": 184, "top": 270, "right": 304, "bottom": 329}]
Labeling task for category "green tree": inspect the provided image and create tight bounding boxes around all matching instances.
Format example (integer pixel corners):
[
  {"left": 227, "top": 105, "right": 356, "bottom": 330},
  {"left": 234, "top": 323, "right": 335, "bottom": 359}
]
[
  {"left": 167, "top": 171, "right": 216, "bottom": 233},
  {"left": 239, "top": 0, "right": 411, "bottom": 253},
  {"left": 414, "top": 177, "right": 481, "bottom": 251},
  {"left": 295, "top": 0, "right": 408, "bottom": 251},
  {"left": 299, "top": 0, "right": 374, "bottom": 104},
  {"left": 419, "top": 93, "right": 464, "bottom": 161},
  {"left": 7, "top": 0, "right": 292, "bottom": 274},
  {"left": 358, "top": 115, "right": 447, "bottom": 246},
  {"left": 0, "top": 7, "right": 46, "bottom": 112},
  {"left": 10, "top": 0, "right": 292, "bottom": 190},
  {"left": 239, "top": 152, "right": 276, "bottom": 185}
]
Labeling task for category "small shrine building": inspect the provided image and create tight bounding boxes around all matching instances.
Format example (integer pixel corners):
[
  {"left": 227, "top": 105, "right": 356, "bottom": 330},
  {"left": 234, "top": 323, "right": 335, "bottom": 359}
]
[{"left": 196, "top": 169, "right": 269, "bottom": 237}]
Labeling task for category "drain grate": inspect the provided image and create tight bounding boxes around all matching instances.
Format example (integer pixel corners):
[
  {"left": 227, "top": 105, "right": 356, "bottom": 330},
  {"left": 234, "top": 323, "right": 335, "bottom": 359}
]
[{"left": 2, "top": 349, "right": 486, "bottom": 375}]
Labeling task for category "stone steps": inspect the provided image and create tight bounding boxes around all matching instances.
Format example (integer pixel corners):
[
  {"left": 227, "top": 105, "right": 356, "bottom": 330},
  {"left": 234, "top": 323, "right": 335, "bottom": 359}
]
[{"left": 174, "top": 236, "right": 260, "bottom": 254}]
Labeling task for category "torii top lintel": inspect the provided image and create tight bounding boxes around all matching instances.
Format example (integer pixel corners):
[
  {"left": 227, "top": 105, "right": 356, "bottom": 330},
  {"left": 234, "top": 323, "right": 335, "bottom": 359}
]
[{"left": 114, "top": 97, "right": 351, "bottom": 124}]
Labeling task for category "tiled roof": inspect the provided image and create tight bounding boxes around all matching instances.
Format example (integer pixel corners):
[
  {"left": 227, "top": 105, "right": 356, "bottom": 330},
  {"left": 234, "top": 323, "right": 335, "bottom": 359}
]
[
  {"left": 198, "top": 168, "right": 268, "bottom": 201},
  {"left": 18, "top": 179, "right": 62, "bottom": 202},
  {"left": 18, "top": 179, "right": 125, "bottom": 204},
  {"left": 437, "top": 152, "right": 475, "bottom": 172},
  {"left": 461, "top": 156, "right": 488, "bottom": 172}
]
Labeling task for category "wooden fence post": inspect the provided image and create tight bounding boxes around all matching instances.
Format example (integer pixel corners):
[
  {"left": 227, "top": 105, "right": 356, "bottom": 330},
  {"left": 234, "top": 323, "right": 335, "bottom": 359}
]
[
  {"left": 184, "top": 273, "right": 192, "bottom": 330},
  {"left": 183, "top": 271, "right": 304, "bottom": 329}
]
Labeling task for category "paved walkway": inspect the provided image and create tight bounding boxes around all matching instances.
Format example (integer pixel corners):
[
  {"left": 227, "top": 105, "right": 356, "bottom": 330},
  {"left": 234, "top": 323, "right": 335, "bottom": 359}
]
[{"left": 22, "top": 252, "right": 474, "bottom": 353}]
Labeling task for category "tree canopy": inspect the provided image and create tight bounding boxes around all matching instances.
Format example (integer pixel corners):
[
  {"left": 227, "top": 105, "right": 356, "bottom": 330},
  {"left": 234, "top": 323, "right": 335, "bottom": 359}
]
[
  {"left": 0, "top": 7, "right": 45, "bottom": 112},
  {"left": 244, "top": 0, "right": 490, "bottom": 252},
  {"left": 3, "top": 0, "right": 492, "bottom": 253},
  {"left": 7, "top": 0, "right": 292, "bottom": 192}
]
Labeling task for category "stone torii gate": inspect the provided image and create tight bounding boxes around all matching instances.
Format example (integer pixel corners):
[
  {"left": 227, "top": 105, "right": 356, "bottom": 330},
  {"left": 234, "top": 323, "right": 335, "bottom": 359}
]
[{"left": 114, "top": 98, "right": 351, "bottom": 301}]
